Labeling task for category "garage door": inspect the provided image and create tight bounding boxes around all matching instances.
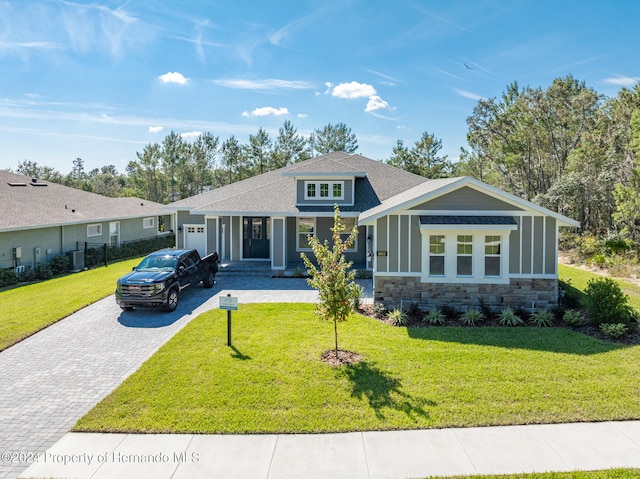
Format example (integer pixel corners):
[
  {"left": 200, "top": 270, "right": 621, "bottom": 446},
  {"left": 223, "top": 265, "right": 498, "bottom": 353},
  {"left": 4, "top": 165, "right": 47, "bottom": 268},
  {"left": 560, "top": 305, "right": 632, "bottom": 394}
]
[{"left": 184, "top": 225, "right": 206, "bottom": 257}]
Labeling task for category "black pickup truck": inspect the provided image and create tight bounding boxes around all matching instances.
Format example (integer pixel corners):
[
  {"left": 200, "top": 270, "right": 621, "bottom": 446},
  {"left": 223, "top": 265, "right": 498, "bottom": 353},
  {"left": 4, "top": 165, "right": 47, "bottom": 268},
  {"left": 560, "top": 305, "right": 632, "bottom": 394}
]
[{"left": 116, "top": 248, "right": 219, "bottom": 312}]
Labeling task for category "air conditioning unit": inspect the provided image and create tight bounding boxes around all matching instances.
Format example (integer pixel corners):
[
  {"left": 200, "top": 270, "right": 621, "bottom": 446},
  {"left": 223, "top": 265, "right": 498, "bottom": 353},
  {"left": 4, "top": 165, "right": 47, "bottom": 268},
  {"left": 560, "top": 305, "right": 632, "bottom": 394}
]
[
  {"left": 14, "top": 265, "right": 25, "bottom": 274},
  {"left": 66, "top": 250, "right": 85, "bottom": 272}
]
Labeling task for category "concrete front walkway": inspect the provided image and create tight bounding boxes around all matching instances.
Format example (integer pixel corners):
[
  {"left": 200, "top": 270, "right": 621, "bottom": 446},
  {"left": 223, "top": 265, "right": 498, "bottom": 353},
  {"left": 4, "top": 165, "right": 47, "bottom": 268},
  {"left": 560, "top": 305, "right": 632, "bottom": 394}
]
[
  {"left": 20, "top": 421, "right": 640, "bottom": 478},
  {"left": 1, "top": 276, "right": 371, "bottom": 479}
]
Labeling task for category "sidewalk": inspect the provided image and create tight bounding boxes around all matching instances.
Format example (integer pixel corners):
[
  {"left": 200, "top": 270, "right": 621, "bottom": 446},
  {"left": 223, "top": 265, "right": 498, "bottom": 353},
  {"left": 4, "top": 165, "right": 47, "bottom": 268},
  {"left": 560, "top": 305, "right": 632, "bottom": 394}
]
[{"left": 20, "top": 421, "right": 640, "bottom": 478}]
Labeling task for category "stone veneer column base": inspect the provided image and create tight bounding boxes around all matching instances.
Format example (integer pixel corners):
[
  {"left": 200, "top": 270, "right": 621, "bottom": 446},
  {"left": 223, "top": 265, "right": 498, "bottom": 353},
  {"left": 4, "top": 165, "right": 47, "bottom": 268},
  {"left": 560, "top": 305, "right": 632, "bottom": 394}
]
[{"left": 374, "top": 276, "right": 558, "bottom": 312}]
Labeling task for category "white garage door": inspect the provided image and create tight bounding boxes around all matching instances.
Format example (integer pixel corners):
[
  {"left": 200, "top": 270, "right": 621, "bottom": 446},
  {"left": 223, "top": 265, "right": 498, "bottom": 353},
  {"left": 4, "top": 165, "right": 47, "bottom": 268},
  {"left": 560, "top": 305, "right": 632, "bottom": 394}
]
[{"left": 184, "top": 225, "right": 206, "bottom": 257}]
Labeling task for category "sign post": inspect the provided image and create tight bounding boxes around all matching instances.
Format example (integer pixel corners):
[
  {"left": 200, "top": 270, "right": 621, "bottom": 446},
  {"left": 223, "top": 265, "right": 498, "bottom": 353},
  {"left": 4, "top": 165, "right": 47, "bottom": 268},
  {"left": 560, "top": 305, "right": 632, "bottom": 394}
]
[{"left": 219, "top": 294, "right": 238, "bottom": 347}]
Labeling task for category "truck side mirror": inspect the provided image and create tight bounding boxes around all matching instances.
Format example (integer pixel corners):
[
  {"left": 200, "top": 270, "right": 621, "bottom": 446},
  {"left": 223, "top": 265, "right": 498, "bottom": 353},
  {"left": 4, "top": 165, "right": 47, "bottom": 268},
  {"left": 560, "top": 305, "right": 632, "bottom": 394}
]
[{"left": 178, "top": 265, "right": 185, "bottom": 275}]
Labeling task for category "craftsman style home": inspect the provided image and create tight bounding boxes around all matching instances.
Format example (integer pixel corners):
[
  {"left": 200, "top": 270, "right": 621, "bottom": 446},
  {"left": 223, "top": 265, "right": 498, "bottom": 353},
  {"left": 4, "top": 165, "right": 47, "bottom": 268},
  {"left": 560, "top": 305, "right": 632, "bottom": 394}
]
[
  {"left": 1, "top": 170, "right": 172, "bottom": 271},
  {"left": 168, "top": 152, "right": 579, "bottom": 311}
]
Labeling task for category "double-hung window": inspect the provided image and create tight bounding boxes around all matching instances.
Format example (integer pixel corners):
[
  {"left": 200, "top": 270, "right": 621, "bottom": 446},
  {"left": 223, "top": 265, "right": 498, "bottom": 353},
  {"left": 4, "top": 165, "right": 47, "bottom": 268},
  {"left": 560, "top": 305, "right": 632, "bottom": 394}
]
[
  {"left": 485, "top": 235, "right": 501, "bottom": 276},
  {"left": 429, "top": 235, "right": 445, "bottom": 276},
  {"left": 457, "top": 235, "right": 473, "bottom": 276},
  {"left": 297, "top": 218, "right": 315, "bottom": 250},
  {"left": 304, "top": 181, "right": 344, "bottom": 201}
]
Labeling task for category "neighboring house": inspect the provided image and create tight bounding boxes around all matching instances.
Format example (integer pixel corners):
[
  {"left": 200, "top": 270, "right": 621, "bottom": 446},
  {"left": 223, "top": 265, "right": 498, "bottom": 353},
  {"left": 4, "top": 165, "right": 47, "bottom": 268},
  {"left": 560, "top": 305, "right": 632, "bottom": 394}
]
[
  {"left": 0, "top": 170, "right": 173, "bottom": 271},
  {"left": 168, "top": 152, "right": 579, "bottom": 311}
]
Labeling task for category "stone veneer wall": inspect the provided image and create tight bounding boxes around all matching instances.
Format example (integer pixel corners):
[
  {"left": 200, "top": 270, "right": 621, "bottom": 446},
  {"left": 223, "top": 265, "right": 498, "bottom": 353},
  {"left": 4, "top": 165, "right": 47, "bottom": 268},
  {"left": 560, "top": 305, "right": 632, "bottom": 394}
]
[{"left": 374, "top": 276, "right": 558, "bottom": 312}]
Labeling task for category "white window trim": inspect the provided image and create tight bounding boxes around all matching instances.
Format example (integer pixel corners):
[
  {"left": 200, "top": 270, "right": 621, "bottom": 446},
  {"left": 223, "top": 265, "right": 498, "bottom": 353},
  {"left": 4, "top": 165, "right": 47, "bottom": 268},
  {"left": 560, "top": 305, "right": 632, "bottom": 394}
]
[
  {"left": 87, "top": 223, "right": 102, "bottom": 237},
  {"left": 296, "top": 217, "right": 316, "bottom": 251},
  {"left": 143, "top": 217, "right": 155, "bottom": 229},
  {"left": 304, "top": 181, "right": 344, "bottom": 201},
  {"left": 420, "top": 228, "right": 511, "bottom": 284}
]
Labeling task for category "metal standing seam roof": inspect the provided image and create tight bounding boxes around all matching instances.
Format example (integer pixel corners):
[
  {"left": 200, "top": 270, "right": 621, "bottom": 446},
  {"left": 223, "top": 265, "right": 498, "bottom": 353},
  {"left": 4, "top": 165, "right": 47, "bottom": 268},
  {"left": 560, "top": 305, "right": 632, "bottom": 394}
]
[{"left": 419, "top": 215, "right": 517, "bottom": 226}]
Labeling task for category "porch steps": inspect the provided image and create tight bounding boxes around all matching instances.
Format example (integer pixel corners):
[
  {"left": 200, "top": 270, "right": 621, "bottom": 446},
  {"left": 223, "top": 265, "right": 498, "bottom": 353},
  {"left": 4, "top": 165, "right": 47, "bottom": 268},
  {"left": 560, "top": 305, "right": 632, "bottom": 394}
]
[{"left": 217, "top": 261, "right": 273, "bottom": 277}]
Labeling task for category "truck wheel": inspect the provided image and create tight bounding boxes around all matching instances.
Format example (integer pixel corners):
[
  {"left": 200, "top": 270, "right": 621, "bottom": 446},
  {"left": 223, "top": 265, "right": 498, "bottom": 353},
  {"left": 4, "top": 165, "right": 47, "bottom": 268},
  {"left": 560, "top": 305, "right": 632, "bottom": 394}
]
[
  {"left": 120, "top": 306, "right": 133, "bottom": 311},
  {"left": 164, "top": 288, "right": 179, "bottom": 312},
  {"left": 203, "top": 271, "right": 216, "bottom": 288}
]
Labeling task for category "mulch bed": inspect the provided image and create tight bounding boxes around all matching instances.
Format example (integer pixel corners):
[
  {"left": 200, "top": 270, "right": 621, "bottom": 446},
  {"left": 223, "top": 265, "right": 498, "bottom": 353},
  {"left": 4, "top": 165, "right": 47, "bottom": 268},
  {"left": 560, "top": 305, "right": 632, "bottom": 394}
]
[
  {"left": 356, "top": 305, "right": 640, "bottom": 346},
  {"left": 321, "top": 349, "right": 363, "bottom": 366}
]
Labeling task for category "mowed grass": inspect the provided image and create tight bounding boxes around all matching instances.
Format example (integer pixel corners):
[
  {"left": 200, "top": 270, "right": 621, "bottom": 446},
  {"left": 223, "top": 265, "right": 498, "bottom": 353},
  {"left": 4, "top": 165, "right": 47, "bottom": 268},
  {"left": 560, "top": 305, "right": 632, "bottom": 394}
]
[
  {"left": 75, "top": 302, "right": 640, "bottom": 434},
  {"left": 0, "top": 257, "right": 143, "bottom": 351},
  {"left": 425, "top": 470, "right": 640, "bottom": 479}
]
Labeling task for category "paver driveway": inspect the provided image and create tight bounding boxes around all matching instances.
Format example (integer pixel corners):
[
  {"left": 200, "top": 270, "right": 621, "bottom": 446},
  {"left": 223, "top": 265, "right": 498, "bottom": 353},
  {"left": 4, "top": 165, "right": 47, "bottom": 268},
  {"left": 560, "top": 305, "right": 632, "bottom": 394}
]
[{"left": 0, "top": 276, "right": 371, "bottom": 479}]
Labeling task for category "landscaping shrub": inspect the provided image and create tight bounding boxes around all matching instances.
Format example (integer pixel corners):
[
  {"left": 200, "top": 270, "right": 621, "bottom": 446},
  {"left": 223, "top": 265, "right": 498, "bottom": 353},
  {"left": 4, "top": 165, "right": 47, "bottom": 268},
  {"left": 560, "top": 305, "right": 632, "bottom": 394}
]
[
  {"left": 35, "top": 264, "right": 53, "bottom": 280},
  {"left": 49, "top": 255, "right": 70, "bottom": 275},
  {"left": 600, "top": 323, "right": 628, "bottom": 339},
  {"left": 423, "top": 309, "right": 446, "bottom": 326},
  {"left": 459, "top": 308, "right": 486, "bottom": 326},
  {"left": 559, "top": 279, "right": 582, "bottom": 309},
  {"left": 441, "top": 305, "right": 457, "bottom": 320},
  {"left": 530, "top": 310, "right": 555, "bottom": 327},
  {"left": 478, "top": 297, "right": 493, "bottom": 320},
  {"left": 0, "top": 268, "right": 18, "bottom": 288},
  {"left": 584, "top": 277, "right": 632, "bottom": 325},
  {"left": 387, "top": 308, "right": 408, "bottom": 326},
  {"left": 499, "top": 307, "right": 524, "bottom": 326},
  {"left": 372, "top": 302, "right": 386, "bottom": 318},
  {"left": 562, "top": 309, "right": 585, "bottom": 327}
]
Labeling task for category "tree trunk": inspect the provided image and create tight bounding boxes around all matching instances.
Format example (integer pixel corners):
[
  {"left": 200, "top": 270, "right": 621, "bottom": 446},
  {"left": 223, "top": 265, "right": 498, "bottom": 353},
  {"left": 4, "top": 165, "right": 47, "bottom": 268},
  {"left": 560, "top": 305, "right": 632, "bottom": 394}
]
[{"left": 334, "top": 318, "right": 338, "bottom": 357}]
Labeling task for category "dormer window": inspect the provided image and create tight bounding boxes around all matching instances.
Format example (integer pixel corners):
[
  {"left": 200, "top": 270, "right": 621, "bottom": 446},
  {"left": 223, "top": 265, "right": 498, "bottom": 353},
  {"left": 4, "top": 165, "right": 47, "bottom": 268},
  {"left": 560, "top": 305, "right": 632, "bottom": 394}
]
[{"left": 305, "top": 181, "right": 344, "bottom": 200}]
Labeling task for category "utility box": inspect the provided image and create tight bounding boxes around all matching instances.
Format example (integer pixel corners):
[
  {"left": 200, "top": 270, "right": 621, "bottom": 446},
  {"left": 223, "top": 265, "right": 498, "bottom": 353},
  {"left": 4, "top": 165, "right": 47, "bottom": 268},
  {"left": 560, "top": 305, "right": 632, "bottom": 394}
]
[
  {"left": 13, "top": 247, "right": 21, "bottom": 259},
  {"left": 66, "top": 250, "right": 85, "bottom": 272}
]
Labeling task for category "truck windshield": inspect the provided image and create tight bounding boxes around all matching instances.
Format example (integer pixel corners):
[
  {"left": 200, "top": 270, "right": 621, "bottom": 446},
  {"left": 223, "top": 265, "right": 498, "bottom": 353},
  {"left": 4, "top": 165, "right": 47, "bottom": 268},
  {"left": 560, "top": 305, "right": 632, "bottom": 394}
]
[{"left": 136, "top": 255, "right": 177, "bottom": 272}]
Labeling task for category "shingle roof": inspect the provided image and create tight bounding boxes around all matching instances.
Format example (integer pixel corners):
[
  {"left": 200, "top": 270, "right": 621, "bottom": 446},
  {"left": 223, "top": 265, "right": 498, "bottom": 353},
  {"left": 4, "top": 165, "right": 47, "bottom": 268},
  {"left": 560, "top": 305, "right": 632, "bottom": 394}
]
[
  {"left": 168, "top": 152, "right": 429, "bottom": 215},
  {"left": 0, "top": 170, "right": 168, "bottom": 232}
]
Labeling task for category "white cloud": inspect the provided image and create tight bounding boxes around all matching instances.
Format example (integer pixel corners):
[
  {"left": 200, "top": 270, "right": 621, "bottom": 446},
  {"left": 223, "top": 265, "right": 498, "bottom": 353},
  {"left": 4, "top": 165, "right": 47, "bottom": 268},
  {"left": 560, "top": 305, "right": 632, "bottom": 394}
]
[
  {"left": 365, "top": 95, "right": 391, "bottom": 112},
  {"left": 148, "top": 125, "right": 164, "bottom": 133},
  {"left": 180, "top": 131, "right": 202, "bottom": 139},
  {"left": 213, "top": 79, "right": 314, "bottom": 90},
  {"left": 603, "top": 76, "right": 640, "bottom": 86},
  {"left": 454, "top": 89, "right": 483, "bottom": 101},
  {"left": 242, "top": 107, "right": 289, "bottom": 118},
  {"left": 331, "top": 81, "right": 377, "bottom": 99},
  {"left": 158, "top": 72, "right": 189, "bottom": 85},
  {"left": 297, "top": 113, "right": 308, "bottom": 118}
]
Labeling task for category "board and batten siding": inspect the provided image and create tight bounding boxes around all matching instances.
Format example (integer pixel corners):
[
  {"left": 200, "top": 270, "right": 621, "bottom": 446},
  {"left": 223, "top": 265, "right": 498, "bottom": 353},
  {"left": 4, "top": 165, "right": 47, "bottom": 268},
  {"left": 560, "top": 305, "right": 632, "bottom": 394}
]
[
  {"left": 375, "top": 214, "right": 421, "bottom": 274},
  {"left": 374, "top": 213, "right": 557, "bottom": 278}
]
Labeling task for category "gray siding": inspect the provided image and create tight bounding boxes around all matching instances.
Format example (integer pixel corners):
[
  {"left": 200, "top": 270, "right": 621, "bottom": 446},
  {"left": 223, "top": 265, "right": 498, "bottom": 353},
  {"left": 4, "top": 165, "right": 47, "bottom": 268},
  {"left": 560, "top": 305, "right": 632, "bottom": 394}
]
[
  {"left": 272, "top": 218, "right": 285, "bottom": 268},
  {"left": 1, "top": 216, "right": 170, "bottom": 270},
  {"left": 207, "top": 218, "right": 217, "bottom": 255},
  {"left": 376, "top": 217, "right": 388, "bottom": 272},
  {"left": 545, "top": 217, "right": 557, "bottom": 275},
  {"left": 410, "top": 215, "right": 422, "bottom": 272},
  {"left": 231, "top": 216, "right": 241, "bottom": 261},
  {"left": 533, "top": 216, "right": 544, "bottom": 274},
  {"left": 410, "top": 186, "right": 524, "bottom": 211},
  {"left": 388, "top": 215, "right": 399, "bottom": 271},
  {"left": 176, "top": 210, "right": 204, "bottom": 249},
  {"left": 295, "top": 179, "right": 354, "bottom": 206},
  {"left": 509, "top": 217, "right": 521, "bottom": 274},
  {"left": 521, "top": 216, "right": 532, "bottom": 274}
]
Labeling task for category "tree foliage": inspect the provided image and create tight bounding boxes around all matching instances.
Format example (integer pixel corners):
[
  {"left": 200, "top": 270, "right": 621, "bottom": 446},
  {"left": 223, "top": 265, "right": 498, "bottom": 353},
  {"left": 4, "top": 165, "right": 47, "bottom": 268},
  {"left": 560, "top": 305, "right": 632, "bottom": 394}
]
[
  {"left": 309, "top": 122, "right": 358, "bottom": 155},
  {"left": 300, "top": 205, "right": 361, "bottom": 357},
  {"left": 386, "top": 131, "right": 452, "bottom": 178}
]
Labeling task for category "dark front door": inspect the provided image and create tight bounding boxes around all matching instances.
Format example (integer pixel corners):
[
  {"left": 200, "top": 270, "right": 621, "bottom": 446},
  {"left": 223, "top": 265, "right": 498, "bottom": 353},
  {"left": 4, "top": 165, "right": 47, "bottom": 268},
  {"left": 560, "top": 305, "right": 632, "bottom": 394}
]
[{"left": 243, "top": 217, "right": 270, "bottom": 259}]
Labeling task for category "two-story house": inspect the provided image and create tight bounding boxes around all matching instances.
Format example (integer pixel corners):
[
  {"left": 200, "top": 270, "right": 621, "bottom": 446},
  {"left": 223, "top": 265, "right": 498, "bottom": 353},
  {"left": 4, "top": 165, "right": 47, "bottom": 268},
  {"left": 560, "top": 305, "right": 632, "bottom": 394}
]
[{"left": 168, "top": 152, "right": 579, "bottom": 311}]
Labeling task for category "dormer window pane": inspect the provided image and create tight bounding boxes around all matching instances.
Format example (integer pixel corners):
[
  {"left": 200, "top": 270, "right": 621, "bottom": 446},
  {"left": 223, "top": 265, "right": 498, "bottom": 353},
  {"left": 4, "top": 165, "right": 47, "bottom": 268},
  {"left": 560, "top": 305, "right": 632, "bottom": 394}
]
[
  {"left": 307, "top": 183, "right": 316, "bottom": 198},
  {"left": 333, "top": 183, "right": 342, "bottom": 197},
  {"left": 320, "top": 183, "right": 329, "bottom": 197}
]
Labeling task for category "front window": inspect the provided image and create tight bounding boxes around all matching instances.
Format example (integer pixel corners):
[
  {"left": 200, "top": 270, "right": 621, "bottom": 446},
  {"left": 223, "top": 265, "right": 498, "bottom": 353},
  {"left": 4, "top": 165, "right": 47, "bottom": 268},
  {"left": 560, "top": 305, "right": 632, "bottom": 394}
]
[
  {"left": 429, "top": 235, "right": 445, "bottom": 276},
  {"left": 87, "top": 223, "right": 102, "bottom": 237},
  {"left": 297, "top": 217, "right": 315, "bottom": 250},
  {"left": 485, "top": 235, "right": 501, "bottom": 276},
  {"left": 304, "top": 181, "right": 344, "bottom": 200},
  {"left": 143, "top": 217, "right": 154, "bottom": 229},
  {"left": 338, "top": 217, "right": 358, "bottom": 251},
  {"left": 457, "top": 235, "right": 473, "bottom": 276}
]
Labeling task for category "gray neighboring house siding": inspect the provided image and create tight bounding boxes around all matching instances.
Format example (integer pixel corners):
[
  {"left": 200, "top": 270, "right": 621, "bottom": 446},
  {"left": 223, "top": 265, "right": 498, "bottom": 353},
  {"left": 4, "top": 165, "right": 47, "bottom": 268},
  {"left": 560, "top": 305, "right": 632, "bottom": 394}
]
[
  {"left": 166, "top": 152, "right": 578, "bottom": 311},
  {"left": 0, "top": 170, "right": 172, "bottom": 271}
]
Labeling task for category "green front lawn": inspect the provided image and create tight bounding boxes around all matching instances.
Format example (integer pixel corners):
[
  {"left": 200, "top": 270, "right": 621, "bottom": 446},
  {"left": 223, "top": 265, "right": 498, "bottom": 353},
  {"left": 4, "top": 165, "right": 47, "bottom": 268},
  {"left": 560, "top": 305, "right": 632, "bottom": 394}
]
[
  {"left": 0, "top": 257, "right": 143, "bottom": 351},
  {"left": 75, "top": 302, "right": 640, "bottom": 434}
]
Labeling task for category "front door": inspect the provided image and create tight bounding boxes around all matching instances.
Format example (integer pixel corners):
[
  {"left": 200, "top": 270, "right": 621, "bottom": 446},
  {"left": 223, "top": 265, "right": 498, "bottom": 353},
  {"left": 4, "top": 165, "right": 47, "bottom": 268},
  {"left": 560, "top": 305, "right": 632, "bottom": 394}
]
[{"left": 243, "top": 217, "right": 270, "bottom": 259}]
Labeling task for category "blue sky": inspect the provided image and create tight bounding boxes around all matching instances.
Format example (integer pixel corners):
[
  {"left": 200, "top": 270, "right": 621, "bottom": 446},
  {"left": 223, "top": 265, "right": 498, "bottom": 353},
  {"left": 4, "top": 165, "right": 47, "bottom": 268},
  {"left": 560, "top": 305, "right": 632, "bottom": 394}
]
[{"left": 1, "top": 0, "right": 639, "bottom": 175}]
